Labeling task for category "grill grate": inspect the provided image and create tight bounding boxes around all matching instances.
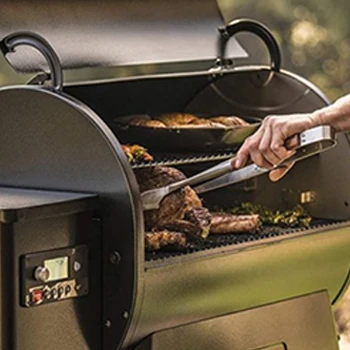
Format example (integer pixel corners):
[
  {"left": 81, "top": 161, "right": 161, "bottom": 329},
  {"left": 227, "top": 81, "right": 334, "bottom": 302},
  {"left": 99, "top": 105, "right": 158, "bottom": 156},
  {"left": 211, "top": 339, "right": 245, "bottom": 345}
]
[
  {"left": 145, "top": 219, "right": 342, "bottom": 261},
  {"left": 131, "top": 151, "right": 235, "bottom": 169}
]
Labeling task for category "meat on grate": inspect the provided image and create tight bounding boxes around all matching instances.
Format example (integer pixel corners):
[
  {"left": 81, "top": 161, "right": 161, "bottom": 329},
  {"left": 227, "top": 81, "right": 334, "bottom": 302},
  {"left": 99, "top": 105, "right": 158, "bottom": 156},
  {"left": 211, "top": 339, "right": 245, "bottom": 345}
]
[
  {"left": 210, "top": 213, "right": 260, "bottom": 234},
  {"left": 134, "top": 166, "right": 211, "bottom": 238}
]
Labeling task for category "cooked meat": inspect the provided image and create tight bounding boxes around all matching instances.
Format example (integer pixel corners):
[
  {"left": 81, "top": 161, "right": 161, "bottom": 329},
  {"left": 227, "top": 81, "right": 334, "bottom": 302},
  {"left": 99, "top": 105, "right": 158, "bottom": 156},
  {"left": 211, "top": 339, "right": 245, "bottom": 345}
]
[
  {"left": 135, "top": 165, "right": 186, "bottom": 192},
  {"left": 160, "top": 207, "right": 212, "bottom": 239},
  {"left": 129, "top": 113, "right": 250, "bottom": 129},
  {"left": 209, "top": 116, "right": 249, "bottom": 127},
  {"left": 158, "top": 220, "right": 199, "bottom": 238},
  {"left": 134, "top": 166, "right": 210, "bottom": 237},
  {"left": 210, "top": 213, "right": 260, "bottom": 234},
  {"left": 154, "top": 113, "right": 198, "bottom": 126},
  {"left": 128, "top": 117, "right": 148, "bottom": 126},
  {"left": 153, "top": 113, "right": 206, "bottom": 128},
  {"left": 184, "top": 207, "right": 212, "bottom": 238},
  {"left": 145, "top": 231, "right": 187, "bottom": 251},
  {"left": 187, "top": 118, "right": 226, "bottom": 128},
  {"left": 129, "top": 118, "right": 166, "bottom": 128}
]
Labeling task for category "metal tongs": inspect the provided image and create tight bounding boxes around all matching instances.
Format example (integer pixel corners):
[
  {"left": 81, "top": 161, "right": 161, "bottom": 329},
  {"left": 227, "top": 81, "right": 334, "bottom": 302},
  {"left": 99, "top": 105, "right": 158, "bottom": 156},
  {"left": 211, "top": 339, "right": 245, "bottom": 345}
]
[{"left": 141, "top": 125, "right": 336, "bottom": 210}]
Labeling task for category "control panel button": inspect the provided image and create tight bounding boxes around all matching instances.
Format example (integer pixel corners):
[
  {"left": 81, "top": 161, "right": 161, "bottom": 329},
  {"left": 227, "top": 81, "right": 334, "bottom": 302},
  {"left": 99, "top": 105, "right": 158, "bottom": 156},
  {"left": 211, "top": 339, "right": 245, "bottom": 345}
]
[
  {"left": 34, "top": 266, "right": 50, "bottom": 283},
  {"left": 65, "top": 285, "right": 71, "bottom": 295},
  {"left": 31, "top": 289, "right": 43, "bottom": 303},
  {"left": 74, "top": 261, "right": 81, "bottom": 272},
  {"left": 58, "top": 287, "right": 64, "bottom": 298},
  {"left": 51, "top": 288, "right": 57, "bottom": 299},
  {"left": 43, "top": 290, "right": 50, "bottom": 299}
]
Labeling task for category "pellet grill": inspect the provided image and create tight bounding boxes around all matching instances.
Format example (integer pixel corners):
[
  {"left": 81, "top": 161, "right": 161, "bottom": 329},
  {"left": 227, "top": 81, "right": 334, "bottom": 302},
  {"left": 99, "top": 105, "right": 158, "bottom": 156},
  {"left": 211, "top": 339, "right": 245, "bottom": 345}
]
[{"left": 1, "top": 2, "right": 350, "bottom": 350}]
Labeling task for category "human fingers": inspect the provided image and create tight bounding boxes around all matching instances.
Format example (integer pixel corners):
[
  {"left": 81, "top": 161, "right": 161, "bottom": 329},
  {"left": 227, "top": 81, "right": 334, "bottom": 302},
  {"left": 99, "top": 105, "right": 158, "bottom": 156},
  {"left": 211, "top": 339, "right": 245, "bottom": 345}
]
[
  {"left": 234, "top": 141, "right": 250, "bottom": 168},
  {"left": 235, "top": 126, "right": 265, "bottom": 168},
  {"left": 285, "top": 134, "right": 299, "bottom": 150},
  {"left": 258, "top": 122, "right": 284, "bottom": 166},
  {"left": 250, "top": 145, "right": 274, "bottom": 169},
  {"left": 262, "top": 115, "right": 314, "bottom": 161}
]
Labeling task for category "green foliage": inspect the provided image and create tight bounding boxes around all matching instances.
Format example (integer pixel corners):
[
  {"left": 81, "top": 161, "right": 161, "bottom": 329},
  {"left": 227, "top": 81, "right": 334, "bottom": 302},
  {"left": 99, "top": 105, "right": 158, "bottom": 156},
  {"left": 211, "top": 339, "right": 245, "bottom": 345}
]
[
  {"left": 218, "top": 0, "right": 350, "bottom": 100},
  {"left": 230, "top": 202, "right": 312, "bottom": 228}
]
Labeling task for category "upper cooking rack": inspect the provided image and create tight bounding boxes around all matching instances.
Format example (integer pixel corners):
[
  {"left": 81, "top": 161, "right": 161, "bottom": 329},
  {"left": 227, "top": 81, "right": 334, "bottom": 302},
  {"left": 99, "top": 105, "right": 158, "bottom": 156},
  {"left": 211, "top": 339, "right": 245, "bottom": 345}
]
[{"left": 130, "top": 151, "right": 235, "bottom": 169}]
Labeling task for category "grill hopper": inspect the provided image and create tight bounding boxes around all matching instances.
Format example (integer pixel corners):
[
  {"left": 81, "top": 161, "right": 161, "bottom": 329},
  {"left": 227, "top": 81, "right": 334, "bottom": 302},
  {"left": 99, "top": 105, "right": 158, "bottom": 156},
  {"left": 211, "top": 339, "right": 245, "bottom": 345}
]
[{"left": 1, "top": 25, "right": 350, "bottom": 350}]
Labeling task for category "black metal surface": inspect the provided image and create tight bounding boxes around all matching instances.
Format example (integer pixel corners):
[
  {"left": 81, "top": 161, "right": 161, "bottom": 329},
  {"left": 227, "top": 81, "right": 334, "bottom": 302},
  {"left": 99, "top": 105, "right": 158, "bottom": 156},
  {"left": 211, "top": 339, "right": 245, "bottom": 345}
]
[
  {"left": 0, "top": 189, "right": 101, "bottom": 350},
  {"left": 0, "top": 0, "right": 247, "bottom": 71},
  {"left": 134, "top": 292, "right": 338, "bottom": 350},
  {"left": 145, "top": 219, "right": 341, "bottom": 261},
  {"left": 185, "top": 69, "right": 330, "bottom": 117},
  {"left": 0, "top": 86, "right": 144, "bottom": 350},
  {"left": 0, "top": 186, "right": 96, "bottom": 223}
]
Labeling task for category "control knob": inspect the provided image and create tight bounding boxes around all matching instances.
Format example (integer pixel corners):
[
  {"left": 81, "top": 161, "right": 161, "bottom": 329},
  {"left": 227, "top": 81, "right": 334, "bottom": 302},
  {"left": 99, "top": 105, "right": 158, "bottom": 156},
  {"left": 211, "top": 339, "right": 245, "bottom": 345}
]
[{"left": 34, "top": 266, "right": 50, "bottom": 283}]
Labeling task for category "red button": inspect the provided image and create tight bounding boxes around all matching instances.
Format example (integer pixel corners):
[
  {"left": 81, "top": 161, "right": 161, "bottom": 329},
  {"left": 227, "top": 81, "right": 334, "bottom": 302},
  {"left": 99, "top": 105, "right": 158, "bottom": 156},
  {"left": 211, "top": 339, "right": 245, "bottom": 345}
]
[{"left": 31, "top": 289, "right": 43, "bottom": 303}]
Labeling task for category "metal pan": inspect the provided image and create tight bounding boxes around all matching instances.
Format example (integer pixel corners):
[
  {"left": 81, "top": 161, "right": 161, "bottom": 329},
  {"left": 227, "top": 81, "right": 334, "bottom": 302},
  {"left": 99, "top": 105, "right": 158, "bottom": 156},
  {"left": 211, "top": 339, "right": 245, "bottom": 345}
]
[{"left": 110, "top": 114, "right": 261, "bottom": 152}]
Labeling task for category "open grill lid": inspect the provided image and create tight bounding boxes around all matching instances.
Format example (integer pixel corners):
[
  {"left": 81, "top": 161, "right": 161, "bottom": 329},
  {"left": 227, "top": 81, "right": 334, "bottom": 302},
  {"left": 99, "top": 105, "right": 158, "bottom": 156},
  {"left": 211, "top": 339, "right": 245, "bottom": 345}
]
[{"left": 0, "top": 0, "right": 247, "bottom": 73}]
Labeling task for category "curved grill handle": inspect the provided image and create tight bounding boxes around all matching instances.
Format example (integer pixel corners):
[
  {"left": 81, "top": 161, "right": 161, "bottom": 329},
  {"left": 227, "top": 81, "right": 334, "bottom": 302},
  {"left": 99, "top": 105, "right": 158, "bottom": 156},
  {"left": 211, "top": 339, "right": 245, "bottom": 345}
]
[
  {"left": 0, "top": 31, "right": 63, "bottom": 92},
  {"left": 216, "top": 18, "right": 281, "bottom": 72}
]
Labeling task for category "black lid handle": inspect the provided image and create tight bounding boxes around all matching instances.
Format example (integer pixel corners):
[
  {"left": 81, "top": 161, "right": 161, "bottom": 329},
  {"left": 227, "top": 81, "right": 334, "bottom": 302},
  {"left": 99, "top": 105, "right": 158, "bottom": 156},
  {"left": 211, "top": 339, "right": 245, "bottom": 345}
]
[
  {"left": 0, "top": 31, "right": 63, "bottom": 92},
  {"left": 217, "top": 18, "right": 281, "bottom": 72}
]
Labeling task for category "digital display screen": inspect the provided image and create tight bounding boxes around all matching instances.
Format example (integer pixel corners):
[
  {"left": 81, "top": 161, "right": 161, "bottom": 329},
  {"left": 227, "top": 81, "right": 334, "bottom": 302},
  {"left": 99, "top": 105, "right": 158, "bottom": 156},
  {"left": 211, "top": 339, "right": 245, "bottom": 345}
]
[{"left": 44, "top": 256, "right": 69, "bottom": 282}]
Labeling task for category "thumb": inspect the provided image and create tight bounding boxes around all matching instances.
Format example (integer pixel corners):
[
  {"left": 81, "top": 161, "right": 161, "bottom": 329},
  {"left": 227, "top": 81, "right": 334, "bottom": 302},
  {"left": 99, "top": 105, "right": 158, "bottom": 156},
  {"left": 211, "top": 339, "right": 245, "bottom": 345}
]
[{"left": 268, "top": 161, "right": 295, "bottom": 182}]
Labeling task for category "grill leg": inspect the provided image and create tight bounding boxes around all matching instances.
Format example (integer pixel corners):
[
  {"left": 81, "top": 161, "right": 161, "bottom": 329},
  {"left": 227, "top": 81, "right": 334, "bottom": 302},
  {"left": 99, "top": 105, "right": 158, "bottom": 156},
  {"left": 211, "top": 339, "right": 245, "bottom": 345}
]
[{"left": 133, "top": 291, "right": 339, "bottom": 350}]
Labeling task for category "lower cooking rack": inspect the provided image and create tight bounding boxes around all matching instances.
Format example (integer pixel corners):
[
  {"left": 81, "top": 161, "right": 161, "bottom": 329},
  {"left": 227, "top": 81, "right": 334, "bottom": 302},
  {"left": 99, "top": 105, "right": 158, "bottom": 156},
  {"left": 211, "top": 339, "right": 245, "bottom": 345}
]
[{"left": 145, "top": 219, "right": 345, "bottom": 261}]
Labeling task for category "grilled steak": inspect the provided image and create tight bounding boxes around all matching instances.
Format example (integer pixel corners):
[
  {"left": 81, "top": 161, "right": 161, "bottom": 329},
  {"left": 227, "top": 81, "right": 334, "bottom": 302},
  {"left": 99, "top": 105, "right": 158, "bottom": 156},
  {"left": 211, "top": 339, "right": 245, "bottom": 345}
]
[
  {"left": 159, "top": 207, "right": 212, "bottom": 239},
  {"left": 134, "top": 166, "right": 211, "bottom": 238},
  {"left": 210, "top": 213, "right": 260, "bottom": 234},
  {"left": 145, "top": 231, "right": 187, "bottom": 251}
]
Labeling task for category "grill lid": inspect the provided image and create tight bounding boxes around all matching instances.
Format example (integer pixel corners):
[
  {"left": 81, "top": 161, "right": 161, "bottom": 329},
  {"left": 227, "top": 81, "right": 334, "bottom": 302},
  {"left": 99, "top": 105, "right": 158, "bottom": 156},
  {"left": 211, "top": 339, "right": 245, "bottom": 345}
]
[{"left": 0, "top": 0, "right": 247, "bottom": 73}]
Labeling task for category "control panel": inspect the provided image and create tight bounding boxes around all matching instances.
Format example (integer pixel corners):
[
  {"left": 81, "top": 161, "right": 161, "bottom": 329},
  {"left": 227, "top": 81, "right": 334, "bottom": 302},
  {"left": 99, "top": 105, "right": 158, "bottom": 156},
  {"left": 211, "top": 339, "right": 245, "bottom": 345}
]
[{"left": 21, "top": 245, "right": 88, "bottom": 307}]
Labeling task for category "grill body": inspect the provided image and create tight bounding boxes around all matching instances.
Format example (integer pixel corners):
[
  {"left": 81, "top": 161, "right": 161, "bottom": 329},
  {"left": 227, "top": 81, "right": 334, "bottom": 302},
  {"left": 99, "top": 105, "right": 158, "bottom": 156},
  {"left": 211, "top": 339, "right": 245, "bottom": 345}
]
[{"left": 1, "top": 65, "right": 350, "bottom": 350}]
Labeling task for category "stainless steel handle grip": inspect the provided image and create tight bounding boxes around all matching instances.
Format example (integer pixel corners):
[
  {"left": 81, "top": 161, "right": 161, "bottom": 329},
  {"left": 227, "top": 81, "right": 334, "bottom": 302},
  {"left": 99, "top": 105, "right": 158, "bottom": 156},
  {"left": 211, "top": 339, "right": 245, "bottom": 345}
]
[
  {"left": 0, "top": 31, "right": 63, "bottom": 92},
  {"left": 194, "top": 125, "right": 336, "bottom": 194}
]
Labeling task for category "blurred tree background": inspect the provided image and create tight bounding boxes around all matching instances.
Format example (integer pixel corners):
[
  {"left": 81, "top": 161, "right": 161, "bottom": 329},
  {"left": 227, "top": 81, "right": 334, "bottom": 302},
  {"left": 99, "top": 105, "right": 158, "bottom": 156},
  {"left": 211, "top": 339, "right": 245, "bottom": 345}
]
[{"left": 219, "top": 0, "right": 350, "bottom": 101}]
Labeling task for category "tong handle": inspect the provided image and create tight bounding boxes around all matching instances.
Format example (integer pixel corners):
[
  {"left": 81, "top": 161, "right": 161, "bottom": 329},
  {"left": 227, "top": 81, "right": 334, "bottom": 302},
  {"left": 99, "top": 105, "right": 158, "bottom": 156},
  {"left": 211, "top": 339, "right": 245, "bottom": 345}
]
[
  {"left": 167, "top": 158, "right": 234, "bottom": 194},
  {"left": 194, "top": 125, "right": 336, "bottom": 194}
]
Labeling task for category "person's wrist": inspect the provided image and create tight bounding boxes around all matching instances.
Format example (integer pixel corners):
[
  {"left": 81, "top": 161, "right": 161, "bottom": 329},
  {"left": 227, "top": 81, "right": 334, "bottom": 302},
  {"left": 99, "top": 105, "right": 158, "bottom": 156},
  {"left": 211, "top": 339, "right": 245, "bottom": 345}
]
[{"left": 310, "top": 109, "right": 325, "bottom": 127}]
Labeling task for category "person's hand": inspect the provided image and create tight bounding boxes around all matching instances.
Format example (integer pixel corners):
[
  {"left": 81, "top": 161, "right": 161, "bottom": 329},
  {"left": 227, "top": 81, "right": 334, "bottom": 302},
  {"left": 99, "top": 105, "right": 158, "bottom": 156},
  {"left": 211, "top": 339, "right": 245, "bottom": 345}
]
[{"left": 234, "top": 113, "right": 317, "bottom": 181}]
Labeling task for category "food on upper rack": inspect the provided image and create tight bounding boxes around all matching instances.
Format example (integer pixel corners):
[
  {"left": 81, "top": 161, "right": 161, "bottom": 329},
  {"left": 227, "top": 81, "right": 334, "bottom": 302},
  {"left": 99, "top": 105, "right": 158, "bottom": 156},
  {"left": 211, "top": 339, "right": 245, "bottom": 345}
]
[
  {"left": 209, "top": 116, "right": 249, "bottom": 127},
  {"left": 134, "top": 166, "right": 211, "bottom": 239},
  {"left": 186, "top": 117, "right": 226, "bottom": 128},
  {"left": 154, "top": 113, "right": 198, "bottom": 126},
  {"left": 129, "top": 118, "right": 166, "bottom": 128},
  {"left": 145, "top": 231, "right": 187, "bottom": 251},
  {"left": 230, "top": 202, "right": 312, "bottom": 228},
  {"left": 122, "top": 144, "right": 153, "bottom": 163},
  {"left": 127, "top": 113, "right": 250, "bottom": 129},
  {"left": 210, "top": 213, "right": 260, "bottom": 234}
]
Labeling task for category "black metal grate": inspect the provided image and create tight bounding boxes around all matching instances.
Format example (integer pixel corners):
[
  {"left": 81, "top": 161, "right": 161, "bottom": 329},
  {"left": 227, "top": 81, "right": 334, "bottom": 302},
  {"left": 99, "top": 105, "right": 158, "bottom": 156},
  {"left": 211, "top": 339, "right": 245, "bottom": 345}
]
[
  {"left": 145, "top": 219, "right": 343, "bottom": 261},
  {"left": 131, "top": 151, "right": 235, "bottom": 169}
]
